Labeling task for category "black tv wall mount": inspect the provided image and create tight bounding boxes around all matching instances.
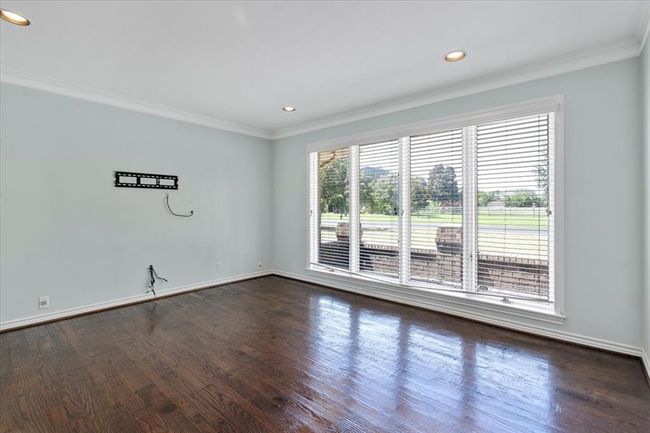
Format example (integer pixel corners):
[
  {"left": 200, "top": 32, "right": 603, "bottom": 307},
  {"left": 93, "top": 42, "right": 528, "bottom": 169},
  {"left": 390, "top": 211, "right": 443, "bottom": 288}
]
[{"left": 114, "top": 171, "right": 178, "bottom": 190}]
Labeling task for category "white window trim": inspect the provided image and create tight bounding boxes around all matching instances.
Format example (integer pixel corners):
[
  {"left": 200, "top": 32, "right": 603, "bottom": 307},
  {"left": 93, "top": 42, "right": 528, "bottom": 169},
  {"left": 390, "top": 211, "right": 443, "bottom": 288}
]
[
  {"left": 398, "top": 136, "right": 411, "bottom": 285},
  {"left": 308, "top": 152, "right": 319, "bottom": 266},
  {"left": 306, "top": 266, "right": 565, "bottom": 323},
  {"left": 349, "top": 145, "right": 361, "bottom": 273},
  {"left": 306, "top": 96, "right": 565, "bottom": 321},
  {"left": 462, "top": 125, "right": 478, "bottom": 294}
]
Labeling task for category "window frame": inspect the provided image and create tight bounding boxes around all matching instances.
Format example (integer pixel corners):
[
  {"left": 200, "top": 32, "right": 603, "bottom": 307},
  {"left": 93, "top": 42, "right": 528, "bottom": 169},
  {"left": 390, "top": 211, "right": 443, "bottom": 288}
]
[{"left": 306, "top": 96, "right": 565, "bottom": 320}]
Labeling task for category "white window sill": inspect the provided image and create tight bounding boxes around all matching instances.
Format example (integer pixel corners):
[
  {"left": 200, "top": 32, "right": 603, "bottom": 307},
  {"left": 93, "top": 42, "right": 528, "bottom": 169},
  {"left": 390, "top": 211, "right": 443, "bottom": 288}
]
[{"left": 307, "top": 266, "right": 566, "bottom": 325}]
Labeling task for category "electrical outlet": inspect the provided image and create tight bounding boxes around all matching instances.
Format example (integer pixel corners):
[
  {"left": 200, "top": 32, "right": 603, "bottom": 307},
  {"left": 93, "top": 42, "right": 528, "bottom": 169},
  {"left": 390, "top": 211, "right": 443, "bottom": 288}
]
[
  {"left": 38, "top": 296, "right": 50, "bottom": 310},
  {"left": 216, "top": 262, "right": 223, "bottom": 273},
  {"left": 258, "top": 261, "right": 263, "bottom": 269}
]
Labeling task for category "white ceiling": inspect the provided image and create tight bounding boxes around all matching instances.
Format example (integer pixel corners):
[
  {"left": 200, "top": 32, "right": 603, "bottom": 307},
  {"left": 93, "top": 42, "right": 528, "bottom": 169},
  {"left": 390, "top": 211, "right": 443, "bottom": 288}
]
[{"left": 1, "top": 1, "right": 649, "bottom": 138}]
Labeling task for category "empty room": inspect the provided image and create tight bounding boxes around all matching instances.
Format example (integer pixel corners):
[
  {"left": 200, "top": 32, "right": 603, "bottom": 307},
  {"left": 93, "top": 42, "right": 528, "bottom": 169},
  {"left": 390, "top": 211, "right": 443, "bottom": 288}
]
[{"left": 1, "top": 1, "right": 649, "bottom": 432}]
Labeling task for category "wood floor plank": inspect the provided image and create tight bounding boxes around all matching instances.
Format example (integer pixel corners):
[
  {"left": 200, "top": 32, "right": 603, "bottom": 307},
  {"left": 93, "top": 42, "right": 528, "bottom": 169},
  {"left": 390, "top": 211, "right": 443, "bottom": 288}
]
[{"left": 1, "top": 275, "right": 649, "bottom": 432}]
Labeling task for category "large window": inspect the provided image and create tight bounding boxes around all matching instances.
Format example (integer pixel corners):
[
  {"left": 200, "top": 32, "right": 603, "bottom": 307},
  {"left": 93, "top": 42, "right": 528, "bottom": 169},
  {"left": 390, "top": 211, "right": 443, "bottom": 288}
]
[{"left": 309, "top": 99, "right": 561, "bottom": 313}]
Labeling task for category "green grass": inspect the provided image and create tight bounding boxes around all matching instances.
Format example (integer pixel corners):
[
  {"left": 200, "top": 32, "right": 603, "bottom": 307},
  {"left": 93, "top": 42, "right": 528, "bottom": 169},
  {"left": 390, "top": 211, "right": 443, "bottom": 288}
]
[
  {"left": 320, "top": 226, "right": 548, "bottom": 259},
  {"left": 322, "top": 208, "right": 548, "bottom": 229},
  {"left": 320, "top": 209, "right": 549, "bottom": 259}
]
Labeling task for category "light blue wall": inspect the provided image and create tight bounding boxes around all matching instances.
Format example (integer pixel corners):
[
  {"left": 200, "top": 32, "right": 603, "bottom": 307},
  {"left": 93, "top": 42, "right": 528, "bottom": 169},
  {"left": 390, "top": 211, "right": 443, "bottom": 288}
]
[
  {"left": 1, "top": 55, "right": 646, "bottom": 352},
  {"left": 272, "top": 57, "right": 644, "bottom": 348},
  {"left": 0, "top": 83, "right": 273, "bottom": 324}
]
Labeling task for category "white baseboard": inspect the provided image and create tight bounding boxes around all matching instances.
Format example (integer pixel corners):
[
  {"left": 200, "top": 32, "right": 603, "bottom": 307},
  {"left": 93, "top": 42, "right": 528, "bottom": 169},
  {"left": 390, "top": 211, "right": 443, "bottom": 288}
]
[
  {"left": 3, "top": 268, "right": 648, "bottom": 375},
  {"left": 642, "top": 349, "right": 650, "bottom": 381},
  {"left": 0, "top": 270, "right": 272, "bottom": 331},
  {"left": 271, "top": 269, "right": 645, "bottom": 359}
]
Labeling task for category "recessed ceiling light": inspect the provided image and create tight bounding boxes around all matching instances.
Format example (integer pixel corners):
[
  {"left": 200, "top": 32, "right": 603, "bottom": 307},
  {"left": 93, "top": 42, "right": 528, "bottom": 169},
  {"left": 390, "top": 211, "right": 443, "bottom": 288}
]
[
  {"left": 282, "top": 106, "right": 296, "bottom": 112},
  {"left": 444, "top": 50, "right": 466, "bottom": 62},
  {"left": 0, "top": 9, "right": 30, "bottom": 26}
]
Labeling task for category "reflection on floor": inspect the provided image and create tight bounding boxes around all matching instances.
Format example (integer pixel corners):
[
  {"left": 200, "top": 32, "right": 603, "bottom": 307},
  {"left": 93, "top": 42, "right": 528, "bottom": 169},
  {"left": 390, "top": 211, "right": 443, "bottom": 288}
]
[{"left": 1, "top": 275, "right": 648, "bottom": 432}]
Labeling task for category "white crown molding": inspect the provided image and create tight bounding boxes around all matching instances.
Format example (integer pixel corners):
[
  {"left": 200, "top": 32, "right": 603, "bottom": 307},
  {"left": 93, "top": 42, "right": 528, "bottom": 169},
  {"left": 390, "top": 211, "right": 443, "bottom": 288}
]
[
  {"left": 637, "top": 2, "right": 650, "bottom": 50},
  {"left": 271, "top": 38, "right": 643, "bottom": 140},
  {"left": 2, "top": 31, "right": 646, "bottom": 142},
  {"left": 0, "top": 66, "right": 272, "bottom": 140}
]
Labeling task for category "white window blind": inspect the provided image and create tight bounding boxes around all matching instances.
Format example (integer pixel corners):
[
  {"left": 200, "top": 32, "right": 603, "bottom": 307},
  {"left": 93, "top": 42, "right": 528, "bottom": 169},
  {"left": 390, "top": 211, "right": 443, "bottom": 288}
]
[
  {"left": 410, "top": 129, "right": 464, "bottom": 287},
  {"left": 309, "top": 100, "right": 559, "bottom": 310},
  {"left": 358, "top": 140, "right": 400, "bottom": 279},
  {"left": 475, "top": 114, "right": 552, "bottom": 301},
  {"left": 316, "top": 148, "right": 350, "bottom": 271}
]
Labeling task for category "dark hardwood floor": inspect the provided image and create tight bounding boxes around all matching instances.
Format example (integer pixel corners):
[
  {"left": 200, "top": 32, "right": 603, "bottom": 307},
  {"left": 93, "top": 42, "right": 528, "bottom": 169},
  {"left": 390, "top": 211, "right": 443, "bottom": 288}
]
[{"left": 1, "top": 276, "right": 648, "bottom": 433}]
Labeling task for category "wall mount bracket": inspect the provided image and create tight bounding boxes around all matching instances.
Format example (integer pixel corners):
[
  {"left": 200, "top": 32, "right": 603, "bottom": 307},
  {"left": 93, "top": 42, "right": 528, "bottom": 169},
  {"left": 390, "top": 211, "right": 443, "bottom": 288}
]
[{"left": 114, "top": 171, "right": 178, "bottom": 190}]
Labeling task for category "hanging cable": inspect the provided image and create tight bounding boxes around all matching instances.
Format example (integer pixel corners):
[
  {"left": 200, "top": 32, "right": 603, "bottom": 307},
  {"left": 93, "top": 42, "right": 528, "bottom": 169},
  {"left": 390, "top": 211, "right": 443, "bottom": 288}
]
[
  {"left": 146, "top": 265, "right": 167, "bottom": 297},
  {"left": 165, "top": 193, "right": 194, "bottom": 217}
]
